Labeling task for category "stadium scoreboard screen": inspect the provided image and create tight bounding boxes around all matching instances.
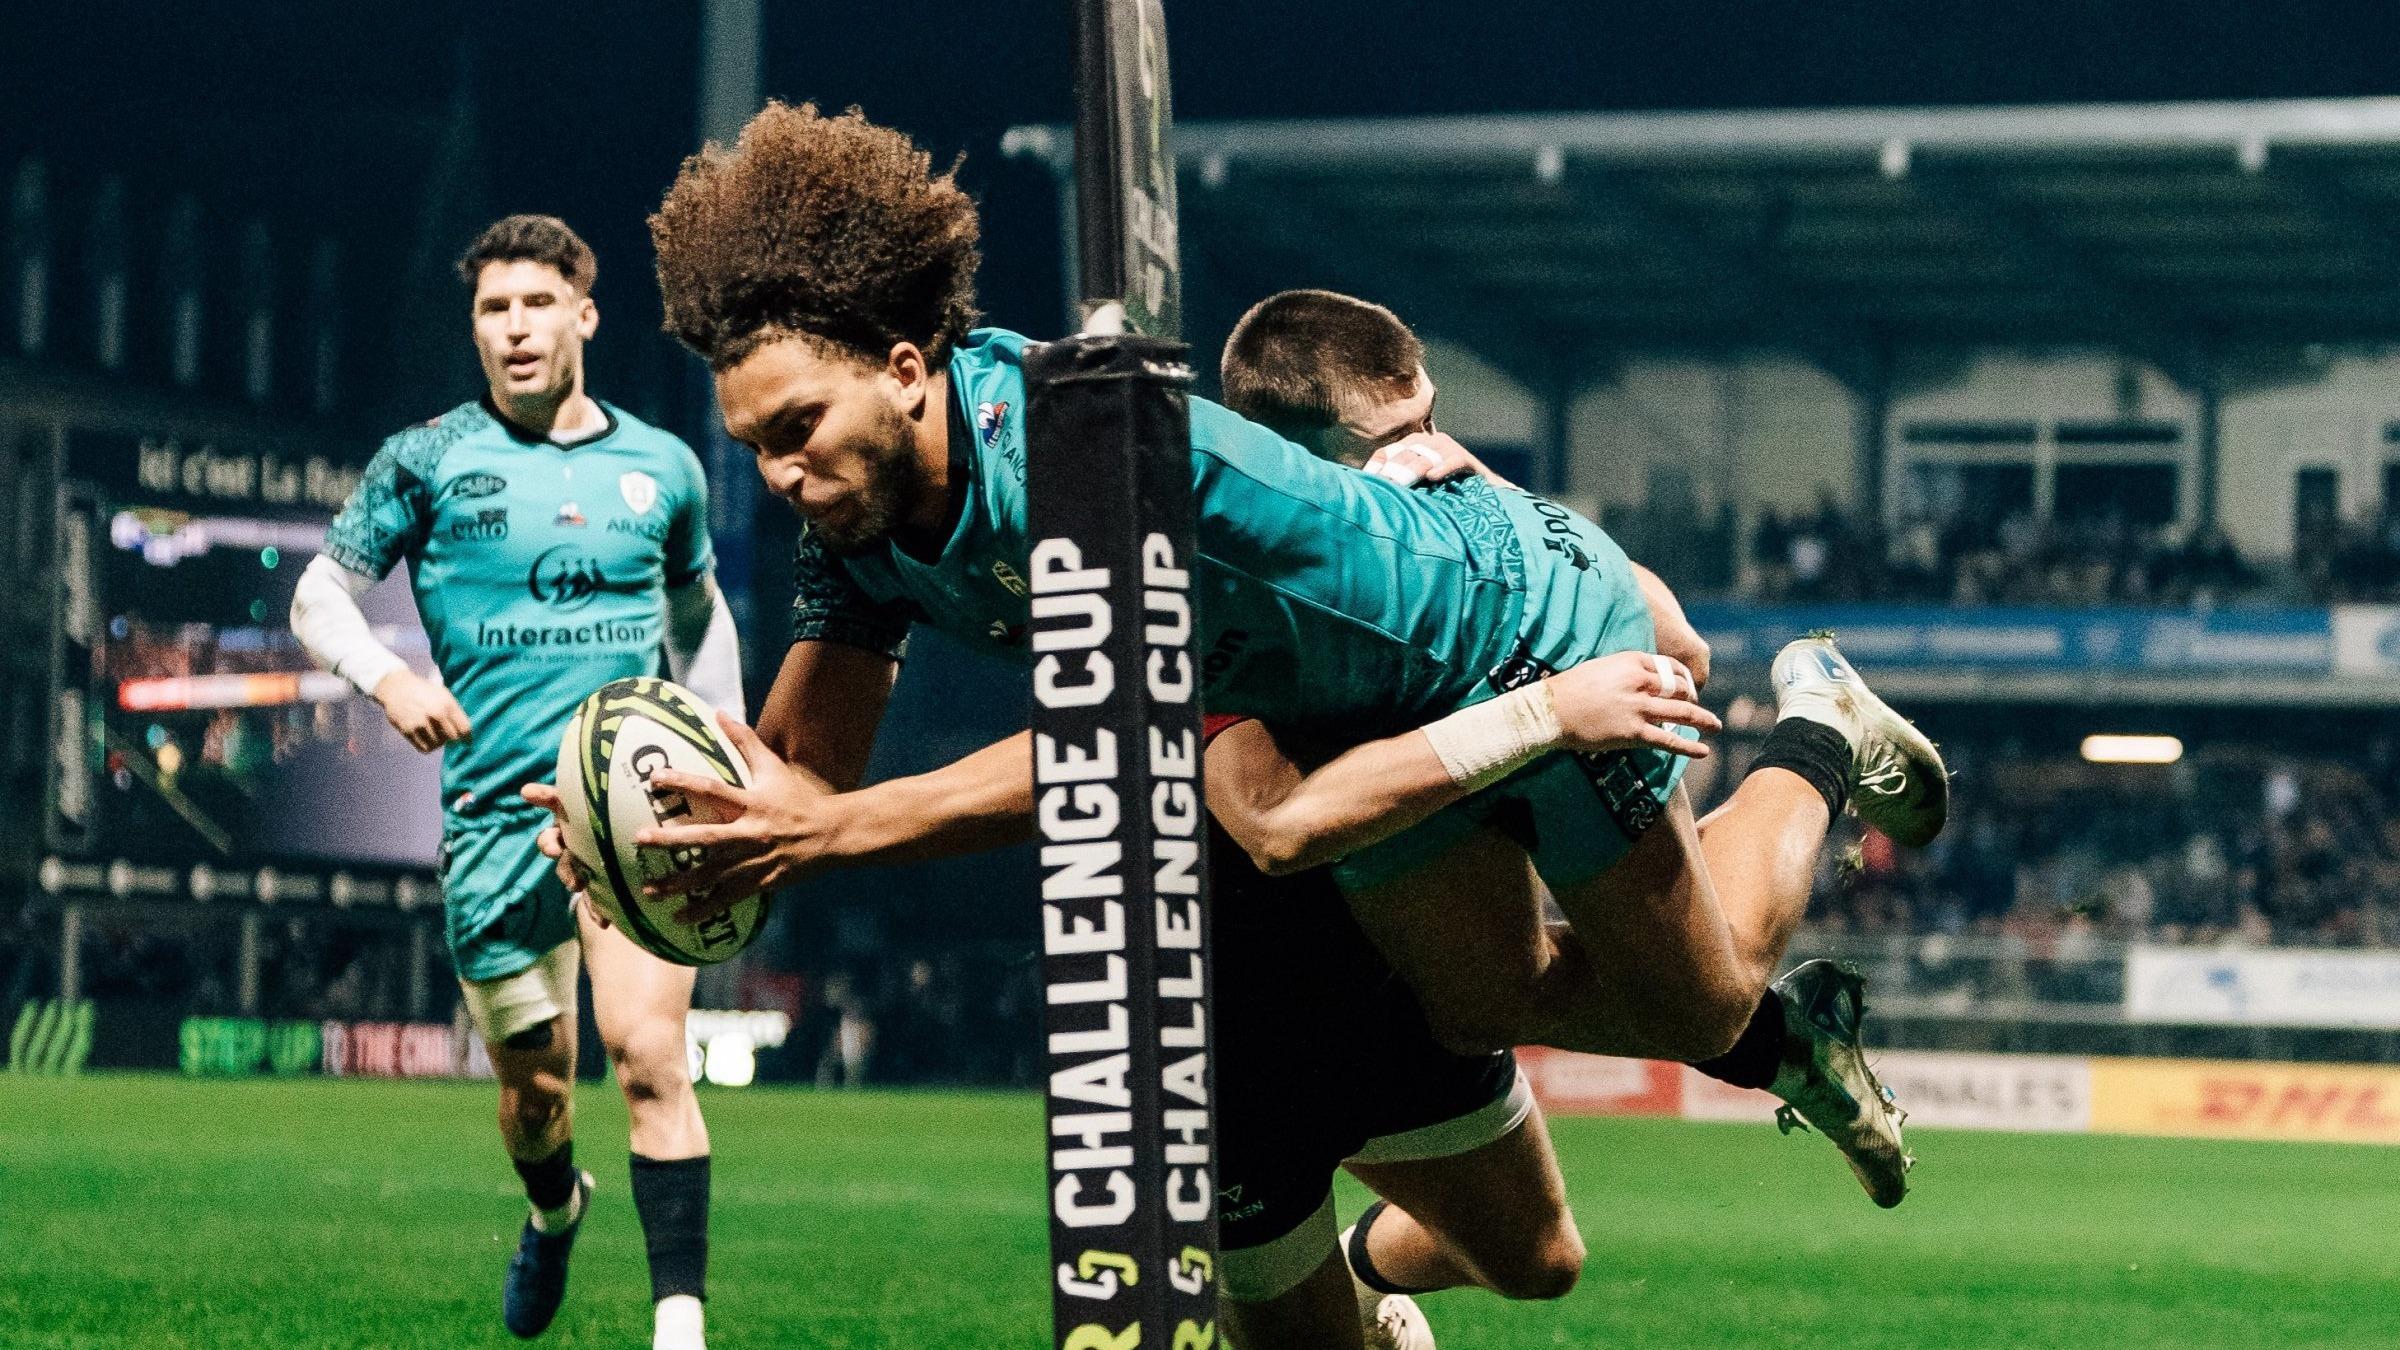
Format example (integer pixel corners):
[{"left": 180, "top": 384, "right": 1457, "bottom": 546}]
[{"left": 45, "top": 429, "right": 440, "bottom": 870}]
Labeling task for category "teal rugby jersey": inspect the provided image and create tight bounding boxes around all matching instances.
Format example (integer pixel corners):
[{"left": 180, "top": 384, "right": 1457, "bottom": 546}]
[
  {"left": 326, "top": 399, "right": 714, "bottom": 817},
  {"left": 792, "top": 328, "right": 1654, "bottom": 743}
]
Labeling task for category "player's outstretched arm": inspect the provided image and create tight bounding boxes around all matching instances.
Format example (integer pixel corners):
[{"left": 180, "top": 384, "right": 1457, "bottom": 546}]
[
  {"left": 753, "top": 639, "right": 899, "bottom": 792},
  {"left": 1208, "top": 650, "right": 1717, "bottom": 877},
  {"left": 527, "top": 637, "right": 901, "bottom": 904},
  {"left": 640, "top": 728, "right": 1039, "bottom": 917}
]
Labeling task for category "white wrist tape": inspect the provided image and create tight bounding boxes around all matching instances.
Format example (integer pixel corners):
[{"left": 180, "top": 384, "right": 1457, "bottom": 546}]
[
  {"left": 1421, "top": 681, "right": 1564, "bottom": 792},
  {"left": 1651, "top": 651, "right": 1687, "bottom": 701}
]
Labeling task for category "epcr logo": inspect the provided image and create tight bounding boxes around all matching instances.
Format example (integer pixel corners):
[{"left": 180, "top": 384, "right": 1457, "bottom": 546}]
[{"left": 528, "top": 544, "right": 606, "bottom": 611}]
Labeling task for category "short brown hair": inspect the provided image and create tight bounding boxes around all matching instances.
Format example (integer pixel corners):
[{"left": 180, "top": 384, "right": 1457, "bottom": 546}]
[
  {"left": 456, "top": 214, "right": 597, "bottom": 293},
  {"left": 1220, "top": 289, "right": 1424, "bottom": 439},
  {"left": 650, "top": 101, "right": 981, "bottom": 371}
]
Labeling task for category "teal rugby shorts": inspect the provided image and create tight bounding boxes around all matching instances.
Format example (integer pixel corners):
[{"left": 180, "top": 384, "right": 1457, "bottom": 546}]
[{"left": 438, "top": 803, "right": 577, "bottom": 984}]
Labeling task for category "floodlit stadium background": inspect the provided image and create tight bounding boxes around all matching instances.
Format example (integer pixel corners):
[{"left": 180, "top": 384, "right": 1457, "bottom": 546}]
[{"left": 8, "top": 4, "right": 2400, "bottom": 1346}]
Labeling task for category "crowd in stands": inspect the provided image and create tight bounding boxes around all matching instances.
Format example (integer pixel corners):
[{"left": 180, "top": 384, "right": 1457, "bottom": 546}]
[
  {"left": 2298, "top": 509, "right": 2400, "bottom": 602},
  {"left": 1740, "top": 496, "right": 2266, "bottom": 606},
  {"left": 1799, "top": 737, "right": 2400, "bottom": 954},
  {"left": 31, "top": 916, "right": 427, "bottom": 1022},
  {"left": 1612, "top": 486, "right": 2400, "bottom": 607}
]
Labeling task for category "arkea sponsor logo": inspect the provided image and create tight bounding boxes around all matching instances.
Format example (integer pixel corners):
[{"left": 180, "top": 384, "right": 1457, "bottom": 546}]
[
  {"left": 447, "top": 507, "right": 508, "bottom": 543},
  {"left": 607, "top": 515, "right": 670, "bottom": 542},
  {"left": 476, "top": 617, "right": 656, "bottom": 648},
  {"left": 441, "top": 471, "right": 507, "bottom": 502}
]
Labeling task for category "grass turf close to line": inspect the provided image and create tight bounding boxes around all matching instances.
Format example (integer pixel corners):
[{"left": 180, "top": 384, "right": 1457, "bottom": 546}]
[{"left": 0, "top": 1074, "right": 2388, "bottom": 1348}]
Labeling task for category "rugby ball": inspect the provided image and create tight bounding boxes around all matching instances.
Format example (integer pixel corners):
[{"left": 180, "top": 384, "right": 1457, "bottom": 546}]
[{"left": 554, "top": 677, "right": 769, "bottom": 965}]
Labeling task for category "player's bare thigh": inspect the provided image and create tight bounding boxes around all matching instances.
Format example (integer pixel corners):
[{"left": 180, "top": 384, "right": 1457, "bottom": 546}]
[
  {"left": 1549, "top": 784, "right": 1752, "bottom": 1060},
  {"left": 1337, "top": 823, "right": 1555, "bottom": 1057},
  {"left": 1340, "top": 787, "right": 1751, "bottom": 1061}
]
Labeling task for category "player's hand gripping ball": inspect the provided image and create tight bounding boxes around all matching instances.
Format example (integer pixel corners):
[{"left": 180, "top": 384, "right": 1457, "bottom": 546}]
[{"left": 553, "top": 677, "right": 769, "bottom": 964}]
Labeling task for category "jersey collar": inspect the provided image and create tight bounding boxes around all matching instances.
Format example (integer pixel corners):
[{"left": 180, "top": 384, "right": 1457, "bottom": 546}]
[{"left": 480, "top": 393, "right": 620, "bottom": 449}]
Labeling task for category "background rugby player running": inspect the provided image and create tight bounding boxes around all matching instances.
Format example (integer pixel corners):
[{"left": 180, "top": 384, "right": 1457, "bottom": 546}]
[{"left": 295, "top": 216, "right": 741, "bottom": 1349}]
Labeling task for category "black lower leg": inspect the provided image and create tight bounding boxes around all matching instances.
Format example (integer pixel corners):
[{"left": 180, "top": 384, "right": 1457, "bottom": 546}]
[
  {"left": 1753, "top": 718, "right": 1850, "bottom": 820},
  {"left": 630, "top": 1153, "right": 710, "bottom": 1303},
  {"left": 513, "top": 1141, "right": 577, "bottom": 1212},
  {"left": 1690, "top": 987, "right": 1787, "bottom": 1088}
]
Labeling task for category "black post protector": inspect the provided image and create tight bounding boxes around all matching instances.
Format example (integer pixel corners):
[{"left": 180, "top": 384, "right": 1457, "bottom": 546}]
[
  {"left": 1026, "top": 332, "right": 1217, "bottom": 1350},
  {"left": 1072, "top": 0, "right": 1181, "bottom": 339}
]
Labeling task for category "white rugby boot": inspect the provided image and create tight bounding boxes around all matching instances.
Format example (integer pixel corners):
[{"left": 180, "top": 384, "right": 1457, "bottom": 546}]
[
  {"left": 1770, "top": 634, "right": 1949, "bottom": 847},
  {"left": 1337, "top": 1222, "right": 1438, "bottom": 1350},
  {"left": 1769, "top": 958, "right": 1914, "bottom": 1209}
]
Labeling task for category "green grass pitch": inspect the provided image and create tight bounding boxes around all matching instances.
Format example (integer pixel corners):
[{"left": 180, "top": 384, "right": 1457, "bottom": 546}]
[{"left": 2, "top": 1074, "right": 2389, "bottom": 1348}]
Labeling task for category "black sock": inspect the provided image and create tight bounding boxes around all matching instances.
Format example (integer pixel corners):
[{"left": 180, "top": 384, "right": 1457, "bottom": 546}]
[
  {"left": 1346, "top": 1200, "right": 1437, "bottom": 1297},
  {"left": 513, "top": 1141, "right": 577, "bottom": 1212},
  {"left": 1753, "top": 717, "right": 1851, "bottom": 821},
  {"left": 630, "top": 1153, "right": 711, "bottom": 1304},
  {"left": 1691, "top": 988, "right": 1788, "bottom": 1090}
]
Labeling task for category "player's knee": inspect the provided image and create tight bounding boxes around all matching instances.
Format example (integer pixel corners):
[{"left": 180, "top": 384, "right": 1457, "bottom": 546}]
[
  {"left": 1490, "top": 1229, "right": 1584, "bottom": 1301},
  {"left": 608, "top": 1025, "right": 692, "bottom": 1107},
  {"left": 500, "top": 1080, "right": 568, "bottom": 1142}
]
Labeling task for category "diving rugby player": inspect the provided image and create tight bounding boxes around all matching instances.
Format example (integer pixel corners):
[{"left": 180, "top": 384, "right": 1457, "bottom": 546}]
[{"left": 631, "top": 106, "right": 1944, "bottom": 1163}]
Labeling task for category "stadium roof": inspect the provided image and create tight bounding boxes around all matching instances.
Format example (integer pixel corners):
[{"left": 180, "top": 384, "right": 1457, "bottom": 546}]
[{"left": 1004, "top": 98, "right": 2400, "bottom": 394}]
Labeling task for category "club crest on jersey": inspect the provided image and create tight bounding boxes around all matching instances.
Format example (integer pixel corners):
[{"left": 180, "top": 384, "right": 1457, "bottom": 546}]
[
  {"left": 618, "top": 470, "right": 660, "bottom": 515},
  {"left": 976, "top": 401, "right": 1009, "bottom": 450},
  {"left": 556, "top": 501, "right": 587, "bottom": 527}
]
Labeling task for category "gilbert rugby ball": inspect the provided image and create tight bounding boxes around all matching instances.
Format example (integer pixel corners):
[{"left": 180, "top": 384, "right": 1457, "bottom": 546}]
[{"left": 554, "top": 677, "right": 768, "bottom": 965}]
